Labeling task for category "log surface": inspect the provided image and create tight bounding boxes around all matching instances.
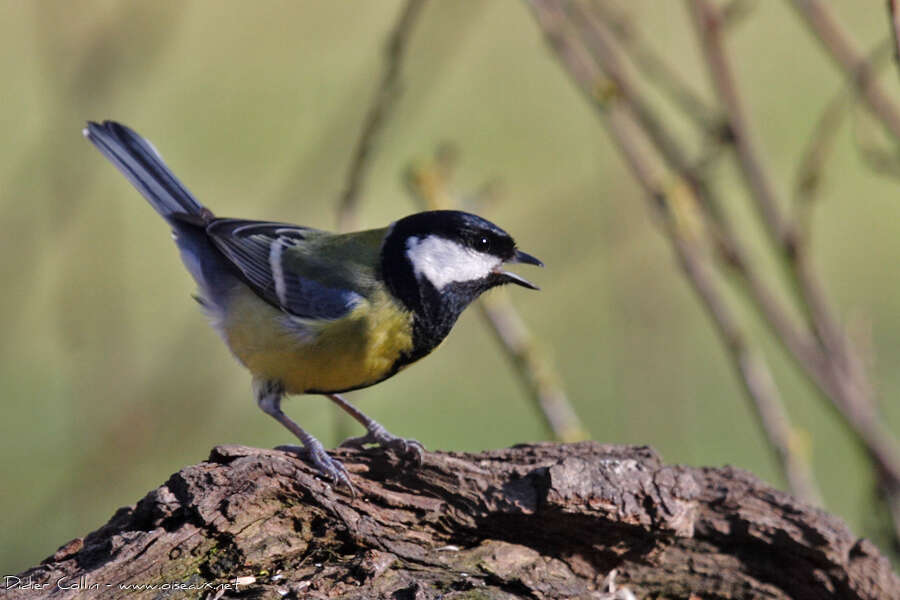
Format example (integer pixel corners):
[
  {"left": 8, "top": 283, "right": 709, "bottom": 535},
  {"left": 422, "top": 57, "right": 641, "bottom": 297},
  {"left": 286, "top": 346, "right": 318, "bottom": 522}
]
[{"left": 8, "top": 442, "right": 898, "bottom": 599}]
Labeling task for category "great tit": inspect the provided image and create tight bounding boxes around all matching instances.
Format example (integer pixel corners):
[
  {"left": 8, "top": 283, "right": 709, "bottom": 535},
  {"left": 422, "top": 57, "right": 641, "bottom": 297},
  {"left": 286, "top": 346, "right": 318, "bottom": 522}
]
[{"left": 83, "top": 120, "right": 542, "bottom": 489}]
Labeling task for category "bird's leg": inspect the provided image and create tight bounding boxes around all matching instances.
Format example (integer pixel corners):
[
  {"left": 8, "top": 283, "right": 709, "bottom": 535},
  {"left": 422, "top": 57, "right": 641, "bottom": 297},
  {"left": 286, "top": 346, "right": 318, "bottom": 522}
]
[
  {"left": 329, "top": 393, "right": 425, "bottom": 464},
  {"left": 255, "top": 380, "right": 354, "bottom": 493}
]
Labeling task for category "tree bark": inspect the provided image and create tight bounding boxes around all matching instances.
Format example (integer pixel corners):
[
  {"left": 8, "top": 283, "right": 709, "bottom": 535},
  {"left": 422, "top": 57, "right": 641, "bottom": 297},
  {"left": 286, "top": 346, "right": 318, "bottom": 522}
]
[{"left": 7, "top": 442, "right": 898, "bottom": 599}]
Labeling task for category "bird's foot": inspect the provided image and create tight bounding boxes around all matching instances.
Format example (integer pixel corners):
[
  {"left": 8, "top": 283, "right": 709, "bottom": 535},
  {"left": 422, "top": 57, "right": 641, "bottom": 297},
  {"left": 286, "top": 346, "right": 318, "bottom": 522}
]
[
  {"left": 276, "top": 443, "right": 355, "bottom": 495},
  {"left": 339, "top": 423, "right": 425, "bottom": 465}
]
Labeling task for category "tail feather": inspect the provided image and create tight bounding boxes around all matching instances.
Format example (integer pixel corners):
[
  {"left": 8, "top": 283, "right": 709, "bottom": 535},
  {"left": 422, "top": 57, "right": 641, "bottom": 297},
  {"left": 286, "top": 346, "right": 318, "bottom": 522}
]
[
  {"left": 83, "top": 120, "right": 208, "bottom": 220},
  {"left": 85, "top": 120, "right": 237, "bottom": 314}
]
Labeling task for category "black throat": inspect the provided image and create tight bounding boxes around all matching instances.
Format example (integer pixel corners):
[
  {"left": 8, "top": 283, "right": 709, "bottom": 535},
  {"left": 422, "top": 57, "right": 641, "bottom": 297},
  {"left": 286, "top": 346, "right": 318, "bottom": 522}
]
[{"left": 380, "top": 226, "right": 500, "bottom": 365}]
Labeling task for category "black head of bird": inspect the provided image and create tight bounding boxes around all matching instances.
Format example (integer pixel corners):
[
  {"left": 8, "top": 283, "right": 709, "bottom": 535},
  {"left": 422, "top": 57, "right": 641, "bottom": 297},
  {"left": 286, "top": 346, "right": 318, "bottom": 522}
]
[{"left": 381, "top": 209, "right": 542, "bottom": 361}]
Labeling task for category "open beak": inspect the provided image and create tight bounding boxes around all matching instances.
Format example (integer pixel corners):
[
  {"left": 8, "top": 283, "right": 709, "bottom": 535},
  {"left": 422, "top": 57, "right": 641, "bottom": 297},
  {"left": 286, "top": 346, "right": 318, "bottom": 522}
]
[
  {"left": 496, "top": 249, "right": 543, "bottom": 290},
  {"left": 509, "top": 249, "right": 544, "bottom": 267}
]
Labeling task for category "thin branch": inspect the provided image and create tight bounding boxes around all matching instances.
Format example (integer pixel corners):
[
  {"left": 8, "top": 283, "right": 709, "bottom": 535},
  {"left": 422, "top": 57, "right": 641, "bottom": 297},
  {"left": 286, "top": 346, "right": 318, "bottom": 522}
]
[
  {"left": 691, "top": 0, "right": 876, "bottom": 395},
  {"left": 795, "top": 30, "right": 900, "bottom": 181},
  {"left": 478, "top": 295, "right": 587, "bottom": 443},
  {"left": 405, "top": 149, "right": 588, "bottom": 443},
  {"left": 853, "top": 92, "right": 900, "bottom": 180},
  {"left": 570, "top": 2, "right": 709, "bottom": 199},
  {"left": 689, "top": 1, "right": 790, "bottom": 245},
  {"left": 690, "top": 0, "right": 900, "bottom": 544},
  {"left": 567, "top": 0, "right": 832, "bottom": 415},
  {"left": 690, "top": 0, "right": 849, "bottom": 386},
  {"left": 335, "top": 0, "right": 427, "bottom": 233},
  {"left": 796, "top": 40, "right": 894, "bottom": 239},
  {"left": 789, "top": 0, "right": 900, "bottom": 142},
  {"left": 591, "top": 0, "right": 722, "bottom": 135},
  {"left": 528, "top": 0, "right": 822, "bottom": 505},
  {"left": 613, "top": 107, "right": 824, "bottom": 509},
  {"left": 793, "top": 84, "right": 849, "bottom": 243}
]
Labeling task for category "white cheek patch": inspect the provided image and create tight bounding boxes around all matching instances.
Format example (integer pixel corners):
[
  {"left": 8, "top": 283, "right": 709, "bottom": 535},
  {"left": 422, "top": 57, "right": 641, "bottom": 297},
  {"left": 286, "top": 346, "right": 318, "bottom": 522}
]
[{"left": 406, "top": 235, "right": 500, "bottom": 290}]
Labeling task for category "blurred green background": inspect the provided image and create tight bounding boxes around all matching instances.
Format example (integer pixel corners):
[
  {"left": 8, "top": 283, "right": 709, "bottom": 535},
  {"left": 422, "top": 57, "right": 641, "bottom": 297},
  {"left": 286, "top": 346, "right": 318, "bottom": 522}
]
[{"left": 2, "top": 0, "right": 900, "bottom": 574}]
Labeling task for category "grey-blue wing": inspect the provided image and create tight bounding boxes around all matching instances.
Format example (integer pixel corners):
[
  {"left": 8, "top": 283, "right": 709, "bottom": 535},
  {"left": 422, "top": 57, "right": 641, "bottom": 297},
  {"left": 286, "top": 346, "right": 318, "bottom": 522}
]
[{"left": 206, "top": 219, "right": 362, "bottom": 320}]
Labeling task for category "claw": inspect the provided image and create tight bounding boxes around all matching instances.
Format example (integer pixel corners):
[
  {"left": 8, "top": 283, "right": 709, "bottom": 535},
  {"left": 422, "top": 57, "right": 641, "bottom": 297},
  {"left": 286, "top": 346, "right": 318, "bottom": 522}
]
[
  {"left": 277, "top": 444, "right": 356, "bottom": 496},
  {"left": 388, "top": 437, "right": 425, "bottom": 465},
  {"left": 325, "top": 393, "right": 425, "bottom": 467},
  {"left": 339, "top": 426, "right": 425, "bottom": 465}
]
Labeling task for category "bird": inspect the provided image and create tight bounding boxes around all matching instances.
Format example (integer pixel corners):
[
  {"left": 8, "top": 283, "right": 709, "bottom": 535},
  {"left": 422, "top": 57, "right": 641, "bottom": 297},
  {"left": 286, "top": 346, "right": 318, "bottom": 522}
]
[{"left": 83, "top": 120, "right": 542, "bottom": 490}]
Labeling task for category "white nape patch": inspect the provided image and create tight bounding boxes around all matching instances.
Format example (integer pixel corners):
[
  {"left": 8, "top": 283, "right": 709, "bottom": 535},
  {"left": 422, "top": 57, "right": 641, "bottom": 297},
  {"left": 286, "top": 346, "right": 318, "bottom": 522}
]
[
  {"left": 406, "top": 235, "right": 500, "bottom": 290},
  {"left": 270, "top": 238, "right": 288, "bottom": 305}
]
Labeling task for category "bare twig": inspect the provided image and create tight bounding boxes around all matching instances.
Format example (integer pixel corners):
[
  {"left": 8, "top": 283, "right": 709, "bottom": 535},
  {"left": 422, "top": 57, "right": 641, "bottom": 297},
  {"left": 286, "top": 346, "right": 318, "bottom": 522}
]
[
  {"left": 335, "top": 0, "right": 427, "bottom": 233},
  {"left": 691, "top": 0, "right": 855, "bottom": 375},
  {"left": 793, "top": 26, "right": 900, "bottom": 180},
  {"left": 794, "top": 84, "right": 849, "bottom": 241},
  {"left": 852, "top": 82, "right": 900, "bottom": 180},
  {"left": 528, "top": 0, "right": 822, "bottom": 505},
  {"left": 690, "top": 0, "right": 846, "bottom": 391},
  {"left": 693, "top": 0, "right": 872, "bottom": 389},
  {"left": 405, "top": 149, "right": 588, "bottom": 443},
  {"left": 479, "top": 295, "right": 587, "bottom": 443},
  {"left": 789, "top": 0, "right": 900, "bottom": 142},
  {"left": 563, "top": 1, "right": 830, "bottom": 498},
  {"left": 591, "top": 0, "right": 722, "bottom": 135},
  {"left": 691, "top": 0, "right": 900, "bottom": 543},
  {"left": 689, "top": 2, "right": 790, "bottom": 245},
  {"left": 795, "top": 40, "right": 893, "bottom": 237},
  {"left": 568, "top": 0, "right": 829, "bottom": 393}
]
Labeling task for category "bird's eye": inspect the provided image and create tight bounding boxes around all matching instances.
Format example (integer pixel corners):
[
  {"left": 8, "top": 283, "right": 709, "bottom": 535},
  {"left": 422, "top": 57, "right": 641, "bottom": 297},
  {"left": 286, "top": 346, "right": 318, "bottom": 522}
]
[{"left": 476, "top": 236, "right": 491, "bottom": 252}]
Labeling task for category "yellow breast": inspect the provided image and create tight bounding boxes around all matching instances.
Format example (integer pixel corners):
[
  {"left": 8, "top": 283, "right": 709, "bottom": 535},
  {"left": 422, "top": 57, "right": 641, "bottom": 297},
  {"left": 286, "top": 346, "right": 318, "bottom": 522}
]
[{"left": 220, "top": 284, "right": 414, "bottom": 394}]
